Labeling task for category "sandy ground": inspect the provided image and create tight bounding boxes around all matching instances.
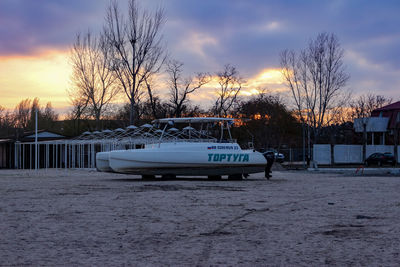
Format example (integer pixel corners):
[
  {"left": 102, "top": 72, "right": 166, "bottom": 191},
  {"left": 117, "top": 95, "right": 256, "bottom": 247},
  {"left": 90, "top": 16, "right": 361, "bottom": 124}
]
[{"left": 0, "top": 168, "right": 400, "bottom": 266}]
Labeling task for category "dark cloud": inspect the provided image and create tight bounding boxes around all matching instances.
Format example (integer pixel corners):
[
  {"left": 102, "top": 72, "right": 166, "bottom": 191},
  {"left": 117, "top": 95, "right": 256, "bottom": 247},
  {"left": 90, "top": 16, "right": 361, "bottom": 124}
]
[
  {"left": 159, "top": 0, "right": 400, "bottom": 98},
  {"left": 0, "top": 0, "right": 108, "bottom": 54},
  {"left": 1, "top": 0, "right": 399, "bottom": 98}
]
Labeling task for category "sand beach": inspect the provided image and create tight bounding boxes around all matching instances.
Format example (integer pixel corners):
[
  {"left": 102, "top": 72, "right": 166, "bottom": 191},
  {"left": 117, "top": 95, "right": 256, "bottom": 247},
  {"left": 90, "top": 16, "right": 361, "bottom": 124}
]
[{"left": 0, "top": 169, "right": 399, "bottom": 266}]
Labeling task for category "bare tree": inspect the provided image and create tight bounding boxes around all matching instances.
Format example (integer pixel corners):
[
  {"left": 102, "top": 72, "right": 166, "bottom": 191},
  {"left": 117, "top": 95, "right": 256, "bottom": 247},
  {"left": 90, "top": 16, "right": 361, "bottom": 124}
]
[
  {"left": 12, "top": 98, "right": 59, "bottom": 131},
  {"left": 68, "top": 93, "right": 89, "bottom": 120},
  {"left": 0, "top": 106, "right": 4, "bottom": 122},
  {"left": 166, "top": 60, "right": 210, "bottom": 118},
  {"left": 213, "top": 64, "right": 243, "bottom": 117},
  {"left": 69, "top": 31, "right": 119, "bottom": 130},
  {"left": 0, "top": 105, "right": 14, "bottom": 136},
  {"left": 14, "top": 98, "right": 32, "bottom": 129},
  {"left": 41, "top": 102, "right": 59, "bottom": 130},
  {"left": 280, "top": 32, "right": 350, "bottom": 143},
  {"left": 349, "top": 94, "right": 392, "bottom": 120},
  {"left": 104, "top": 0, "right": 166, "bottom": 124},
  {"left": 26, "top": 98, "right": 41, "bottom": 130},
  {"left": 143, "top": 76, "right": 160, "bottom": 119}
]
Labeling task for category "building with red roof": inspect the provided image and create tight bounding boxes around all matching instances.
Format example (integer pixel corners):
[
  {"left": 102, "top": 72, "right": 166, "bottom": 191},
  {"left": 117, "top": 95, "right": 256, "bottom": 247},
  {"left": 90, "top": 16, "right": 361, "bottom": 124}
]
[{"left": 371, "top": 101, "right": 400, "bottom": 130}]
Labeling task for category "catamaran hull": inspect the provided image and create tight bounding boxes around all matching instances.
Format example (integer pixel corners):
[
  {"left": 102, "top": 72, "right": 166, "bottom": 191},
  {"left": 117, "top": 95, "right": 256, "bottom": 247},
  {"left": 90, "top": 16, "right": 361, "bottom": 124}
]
[
  {"left": 108, "top": 144, "right": 267, "bottom": 176},
  {"left": 109, "top": 165, "right": 265, "bottom": 176},
  {"left": 96, "top": 152, "right": 113, "bottom": 172}
]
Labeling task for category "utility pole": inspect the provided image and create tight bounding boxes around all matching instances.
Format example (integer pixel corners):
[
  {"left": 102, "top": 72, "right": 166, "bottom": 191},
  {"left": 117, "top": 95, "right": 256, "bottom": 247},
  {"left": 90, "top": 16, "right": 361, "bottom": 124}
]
[
  {"left": 35, "top": 108, "right": 38, "bottom": 170},
  {"left": 362, "top": 118, "right": 367, "bottom": 164},
  {"left": 395, "top": 122, "right": 399, "bottom": 167},
  {"left": 307, "top": 111, "right": 311, "bottom": 167},
  {"left": 302, "top": 122, "right": 305, "bottom": 169}
]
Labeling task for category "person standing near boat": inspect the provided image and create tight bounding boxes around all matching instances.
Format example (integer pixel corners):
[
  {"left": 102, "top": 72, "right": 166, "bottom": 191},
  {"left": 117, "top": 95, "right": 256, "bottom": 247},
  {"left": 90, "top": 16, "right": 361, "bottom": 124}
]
[{"left": 263, "top": 151, "right": 275, "bottom": 179}]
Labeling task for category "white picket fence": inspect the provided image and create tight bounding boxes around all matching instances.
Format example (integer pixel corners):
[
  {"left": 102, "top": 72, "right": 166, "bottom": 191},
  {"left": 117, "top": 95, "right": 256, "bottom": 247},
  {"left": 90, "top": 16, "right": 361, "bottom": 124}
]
[{"left": 313, "top": 144, "right": 400, "bottom": 164}]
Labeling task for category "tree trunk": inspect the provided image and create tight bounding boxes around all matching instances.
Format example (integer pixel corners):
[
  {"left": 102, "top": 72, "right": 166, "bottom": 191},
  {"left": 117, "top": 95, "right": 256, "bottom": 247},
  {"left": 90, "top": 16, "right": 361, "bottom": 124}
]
[
  {"left": 130, "top": 100, "right": 135, "bottom": 125},
  {"left": 95, "top": 111, "right": 101, "bottom": 130}
]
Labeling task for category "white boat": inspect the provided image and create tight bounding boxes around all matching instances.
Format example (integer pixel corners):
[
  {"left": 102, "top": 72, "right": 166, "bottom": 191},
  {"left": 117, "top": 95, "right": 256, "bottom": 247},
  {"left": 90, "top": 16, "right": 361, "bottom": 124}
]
[
  {"left": 96, "top": 151, "right": 113, "bottom": 172},
  {"left": 97, "top": 117, "right": 267, "bottom": 179}
]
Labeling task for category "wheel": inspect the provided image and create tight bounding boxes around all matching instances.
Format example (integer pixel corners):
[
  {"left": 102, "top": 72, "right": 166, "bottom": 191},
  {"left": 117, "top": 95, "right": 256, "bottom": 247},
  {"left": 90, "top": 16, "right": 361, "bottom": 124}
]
[
  {"left": 142, "top": 175, "right": 155, "bottom": 180},
  {"left": 378, "top": 161, "right": 382, "bottom": 167},
  {"left": 228, "top": 174, "right": 243, "bottom": 180},
  {"left": 208, "top": 175, "right": 222, "bottom": 180}
]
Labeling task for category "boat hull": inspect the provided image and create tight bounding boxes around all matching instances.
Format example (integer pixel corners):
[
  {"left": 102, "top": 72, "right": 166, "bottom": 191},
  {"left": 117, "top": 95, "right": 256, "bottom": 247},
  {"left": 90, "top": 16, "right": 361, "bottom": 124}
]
[
  {"left": 109, "top": 164, "right": 265, "bottom": 176},
  {"left": 108, "top": 142, "right": 266, "bottom": 176},
  {"left": 96, "top": 152, "right": 113, "bottom": 172}
]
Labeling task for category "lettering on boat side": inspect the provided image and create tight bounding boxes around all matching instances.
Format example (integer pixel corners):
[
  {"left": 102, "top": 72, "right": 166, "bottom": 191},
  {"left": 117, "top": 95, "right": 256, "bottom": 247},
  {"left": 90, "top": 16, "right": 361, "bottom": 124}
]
[
  {"left": 207, "top": 153, "right": 249, "bottom": 162},
  {"left": 207, "top": 146, "right": 239, "bottom": 150}
]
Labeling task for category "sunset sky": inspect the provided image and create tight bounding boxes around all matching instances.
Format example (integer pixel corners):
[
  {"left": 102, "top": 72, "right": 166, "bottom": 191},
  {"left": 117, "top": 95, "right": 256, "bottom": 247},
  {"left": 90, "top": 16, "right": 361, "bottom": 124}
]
[{"left": 1, "top": 0, "right": 399, "bottom": 113}]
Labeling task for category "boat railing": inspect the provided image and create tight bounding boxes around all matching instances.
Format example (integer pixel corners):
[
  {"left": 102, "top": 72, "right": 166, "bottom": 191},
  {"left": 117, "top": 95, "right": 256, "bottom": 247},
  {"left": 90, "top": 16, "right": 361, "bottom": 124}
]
[{"left": 150, "top": 137, "right": 237, "bottom": 144}]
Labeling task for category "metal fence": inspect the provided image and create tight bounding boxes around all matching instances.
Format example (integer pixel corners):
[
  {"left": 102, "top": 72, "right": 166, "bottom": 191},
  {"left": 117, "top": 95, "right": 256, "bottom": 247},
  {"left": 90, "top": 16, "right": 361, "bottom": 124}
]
[
  {"left": 313, "top": 144, "right": 400, "bottom": 164},
  {"left": 12, "top": 124, "right": 221, "bottom": 170}
]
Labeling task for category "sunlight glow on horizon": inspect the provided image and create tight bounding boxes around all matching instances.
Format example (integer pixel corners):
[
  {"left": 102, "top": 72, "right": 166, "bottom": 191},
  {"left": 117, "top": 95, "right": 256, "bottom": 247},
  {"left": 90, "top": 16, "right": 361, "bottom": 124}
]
[
  {"left": 189, "top": 68, "right": 288, "bottom": 106},
  {"left": 0, "top": 48, "right": 72, "bottom": 110},
  {"left": 0, "top": 47, "right": 288, "bottom": 114},
  {"left": 242, "top": 68, "right": 285, "bottom": 94}
]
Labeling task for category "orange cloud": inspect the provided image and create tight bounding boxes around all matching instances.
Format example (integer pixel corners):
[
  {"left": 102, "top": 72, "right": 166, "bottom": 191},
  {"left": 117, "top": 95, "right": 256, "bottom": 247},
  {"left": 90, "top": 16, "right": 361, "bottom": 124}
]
[
  {"left": 188, "top": 68, "right": 289, "bottom": 107},
  {"left": 246, "top": 68, "right": 284, "bottom": 85},
  {"left": 207, "top": 68, "right": 287, "bottom": 97},
  {"left": 0, "top": 48, "right": 72, "bottom": 110}
]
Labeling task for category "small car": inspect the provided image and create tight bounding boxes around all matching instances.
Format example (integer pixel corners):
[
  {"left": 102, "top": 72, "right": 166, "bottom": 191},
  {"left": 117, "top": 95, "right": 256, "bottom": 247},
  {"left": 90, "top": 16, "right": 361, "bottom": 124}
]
[
  {"left": 263, "top": 150, "right": 285, "bottom": 163},
  {"left": 274, "top": 152, "right": 285, "bottom": 163},
  {"left": 365, "top": 152, "right": 396, "bottom": 167}
]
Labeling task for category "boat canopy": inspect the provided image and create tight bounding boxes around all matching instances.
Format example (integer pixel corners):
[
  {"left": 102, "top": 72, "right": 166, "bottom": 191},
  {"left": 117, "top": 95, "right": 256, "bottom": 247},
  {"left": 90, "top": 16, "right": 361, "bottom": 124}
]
[{"left": 152, "top": 117, "right": 235, "bottom": 124}]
